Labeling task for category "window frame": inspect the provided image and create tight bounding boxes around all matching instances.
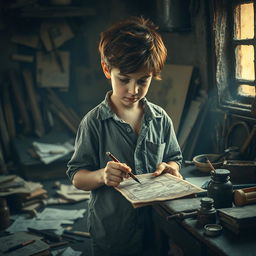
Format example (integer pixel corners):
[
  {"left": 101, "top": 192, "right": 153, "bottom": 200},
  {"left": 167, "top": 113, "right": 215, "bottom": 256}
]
[{"left": 215, "top": 0, "right": 256, "bottom": 116}]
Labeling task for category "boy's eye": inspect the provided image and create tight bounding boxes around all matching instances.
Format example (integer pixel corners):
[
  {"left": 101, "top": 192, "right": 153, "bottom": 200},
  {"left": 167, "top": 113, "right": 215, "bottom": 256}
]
[
  {"left": 138, "top": 79, "right": 147, "bottom": 85},
  {"left": 119, "top": 78, "right": 129, "bottom": 84}
]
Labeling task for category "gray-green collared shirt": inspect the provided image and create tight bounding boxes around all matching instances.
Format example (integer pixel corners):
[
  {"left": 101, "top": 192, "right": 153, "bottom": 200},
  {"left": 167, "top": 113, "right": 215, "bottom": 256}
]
[{"left": 67, "top": 91, "right": 182, "bottom": 255}]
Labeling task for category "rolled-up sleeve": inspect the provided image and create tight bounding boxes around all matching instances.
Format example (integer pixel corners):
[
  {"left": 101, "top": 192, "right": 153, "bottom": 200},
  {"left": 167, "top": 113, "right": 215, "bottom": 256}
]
[{"left": 66, "top": 118, "right": 99, "bottom": 181}]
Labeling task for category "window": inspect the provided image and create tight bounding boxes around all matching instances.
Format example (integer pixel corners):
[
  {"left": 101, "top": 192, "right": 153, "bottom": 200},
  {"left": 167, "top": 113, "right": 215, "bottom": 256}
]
[
  {"left": 214, "top": 0, "right": 256, "bottom": 114},
  {"left": 234, "top": 2, "right": 255, "bottom": 100}
]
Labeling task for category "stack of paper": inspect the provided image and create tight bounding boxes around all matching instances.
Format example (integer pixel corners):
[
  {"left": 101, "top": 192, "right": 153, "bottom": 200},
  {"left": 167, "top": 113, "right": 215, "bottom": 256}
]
[{"left": 0, "top": 175, "right": 47, "bottom": 215}]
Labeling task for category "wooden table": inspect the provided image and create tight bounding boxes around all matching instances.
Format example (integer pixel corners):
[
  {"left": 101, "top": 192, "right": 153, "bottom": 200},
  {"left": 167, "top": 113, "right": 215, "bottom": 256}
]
[{"left": 152, "top": 166, "right": 256, "bottom": 256}]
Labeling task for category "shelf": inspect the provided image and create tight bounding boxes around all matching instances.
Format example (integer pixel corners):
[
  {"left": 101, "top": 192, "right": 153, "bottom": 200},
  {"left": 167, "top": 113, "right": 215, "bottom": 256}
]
[{"left": 8, "top": 6, "right": 96, "bottom": 18}]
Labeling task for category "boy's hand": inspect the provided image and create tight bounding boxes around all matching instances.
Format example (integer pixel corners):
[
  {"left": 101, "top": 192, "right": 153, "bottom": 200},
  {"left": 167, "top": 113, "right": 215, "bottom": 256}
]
[
  {"left": 153, "top": 162, "right": 183, "bottom": 179},
  {"left": 103, "top": 161, "right": 131, "bottom": 187}
]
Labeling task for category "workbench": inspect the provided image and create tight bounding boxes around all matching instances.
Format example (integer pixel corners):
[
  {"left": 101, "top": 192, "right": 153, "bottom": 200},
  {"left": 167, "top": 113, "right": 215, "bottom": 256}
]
[{"left": 152, "top": 166, "right": 256, "bottom": 256}]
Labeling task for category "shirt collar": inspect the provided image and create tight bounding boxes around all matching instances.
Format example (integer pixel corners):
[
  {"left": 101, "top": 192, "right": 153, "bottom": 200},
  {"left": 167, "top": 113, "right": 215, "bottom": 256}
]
[{"left": 97, "top": 91, "right": 163, "bottom": 121}]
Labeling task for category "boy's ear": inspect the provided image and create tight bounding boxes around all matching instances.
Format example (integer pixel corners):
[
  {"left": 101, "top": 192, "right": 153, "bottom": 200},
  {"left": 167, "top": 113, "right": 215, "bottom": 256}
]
[{"left": 101, "top": 61, "right": 111, "bottom": 79}]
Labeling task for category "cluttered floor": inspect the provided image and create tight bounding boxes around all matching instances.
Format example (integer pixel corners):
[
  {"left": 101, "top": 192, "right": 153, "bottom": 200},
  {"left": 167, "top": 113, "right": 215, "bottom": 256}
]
[{"left": 0, "top": 174, "right": 93, "bottom": 256}]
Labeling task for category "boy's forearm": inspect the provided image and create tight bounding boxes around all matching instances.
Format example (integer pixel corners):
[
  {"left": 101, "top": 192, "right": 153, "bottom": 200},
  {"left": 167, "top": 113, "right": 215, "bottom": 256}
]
[{"left": 72, "top": 168, "right": 105, "bottom": 191}]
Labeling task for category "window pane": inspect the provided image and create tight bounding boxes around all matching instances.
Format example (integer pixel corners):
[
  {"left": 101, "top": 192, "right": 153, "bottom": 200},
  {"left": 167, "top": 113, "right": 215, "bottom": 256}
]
[
  {"left": 235, "top": 45, "right": 255, "bottom": 80},
  {"left": 238, "top": 84, "right": 256, "bottom": 97},
  {"left": 234, "top": 3, "right": 254, "bottom": 40}
]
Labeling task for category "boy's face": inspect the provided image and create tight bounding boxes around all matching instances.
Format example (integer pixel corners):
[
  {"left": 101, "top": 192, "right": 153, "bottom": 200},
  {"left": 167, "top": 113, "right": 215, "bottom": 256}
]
[{"left": 104, "top": 66, "right": 153, "bottom": 108}]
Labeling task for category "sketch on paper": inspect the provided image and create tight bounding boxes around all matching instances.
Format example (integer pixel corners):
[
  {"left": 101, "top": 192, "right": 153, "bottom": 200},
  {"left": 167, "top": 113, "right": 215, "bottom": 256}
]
[{"left": 115, "top": 173, "right": 205, "bottom": 208}]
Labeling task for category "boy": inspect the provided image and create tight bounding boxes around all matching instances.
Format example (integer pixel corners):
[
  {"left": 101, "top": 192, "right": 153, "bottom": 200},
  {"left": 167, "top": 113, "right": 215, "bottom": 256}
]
[{"left": 67, "top": 16, "right": 183, "bottom": 256}]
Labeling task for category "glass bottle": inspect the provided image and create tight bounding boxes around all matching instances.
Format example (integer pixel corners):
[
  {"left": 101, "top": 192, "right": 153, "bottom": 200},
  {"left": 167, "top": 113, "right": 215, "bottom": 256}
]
[
  {"left": 207, "top": 169, "right": 233, "bottom": 208},
  {"left": 197, "top": 197, "right": 216, "bottom": 226}
]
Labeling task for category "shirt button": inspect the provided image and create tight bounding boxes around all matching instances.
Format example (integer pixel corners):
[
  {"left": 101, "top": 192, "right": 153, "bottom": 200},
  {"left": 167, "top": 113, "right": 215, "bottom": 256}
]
[{"left": 126, "top": 127, "right": 132, "bottom": 132}]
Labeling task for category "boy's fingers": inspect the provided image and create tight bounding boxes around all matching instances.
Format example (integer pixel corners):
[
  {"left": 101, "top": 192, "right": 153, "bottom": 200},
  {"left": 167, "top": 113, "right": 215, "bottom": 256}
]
[
  {"left": 152, "top": 163, "right": 166, "bottom": 176},
  {"left": 120, "top": 163, "right": 132, "bottom": 174},
  {"left": 108, "top": 161, "right": 131, "bottom": 172}
]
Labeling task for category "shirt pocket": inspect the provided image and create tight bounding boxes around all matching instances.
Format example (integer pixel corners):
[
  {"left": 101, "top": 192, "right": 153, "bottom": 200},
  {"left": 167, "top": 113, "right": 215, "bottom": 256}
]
[{"left": 145, "top": 141, "right": 166, "bottom": 172}]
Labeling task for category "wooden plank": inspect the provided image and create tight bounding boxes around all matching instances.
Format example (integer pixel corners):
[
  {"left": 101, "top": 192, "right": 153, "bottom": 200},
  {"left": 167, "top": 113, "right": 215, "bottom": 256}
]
[
  {"left": 49, "top": 104, "right": 77, "bottom": 135},
  {"left": 182, "top": 99, "right": 210, "bottom": 160},
  {"left": 11, "top": 54, "right": 34, "bottom": 63},
  {"left": 178, "top": 94, "right": 207, "bottom": 149},
  {"left": 46, "top": 88, "right": 80, "bottom": 126},
  {"left": 0, "top": 97, "right": 10, "bottom": 156},
  {"left": 2, "top": 83, "right": 16, "bottom": 139},
  {"left": 8, "top": 69, "right": 31, "bottom": 134},
  {"left": 22, "top": 69, "right": 45, "bottom": 137}
]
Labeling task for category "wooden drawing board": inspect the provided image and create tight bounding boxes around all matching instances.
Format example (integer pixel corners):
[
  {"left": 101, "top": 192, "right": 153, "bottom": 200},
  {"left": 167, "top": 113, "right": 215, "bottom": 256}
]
[{"left": 147, "top": 64, "right": 193, "bottom": 133}]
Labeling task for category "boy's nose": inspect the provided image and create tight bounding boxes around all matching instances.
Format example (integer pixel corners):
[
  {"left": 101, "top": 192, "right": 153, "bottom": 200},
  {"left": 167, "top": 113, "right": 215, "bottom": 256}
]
[{"left": 128, "top": 82, "right": 139, "bottom": 95}]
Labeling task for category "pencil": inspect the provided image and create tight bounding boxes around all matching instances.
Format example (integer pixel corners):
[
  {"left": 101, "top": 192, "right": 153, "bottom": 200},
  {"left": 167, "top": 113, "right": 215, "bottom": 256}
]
[
  {"left": 3, "top": 239, "right": 35, "bottom": 253},
  {"left": 206, "top": 158, "right": 216, "bottom": 172},
  {"left": 106, "top": 152, "right": 142, "bottom": 184}
]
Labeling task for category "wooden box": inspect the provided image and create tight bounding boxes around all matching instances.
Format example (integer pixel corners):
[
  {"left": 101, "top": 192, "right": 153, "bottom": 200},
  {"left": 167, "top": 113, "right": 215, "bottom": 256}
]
[{"left": 223, "top": 160, "right": 256, "bottom": 184}]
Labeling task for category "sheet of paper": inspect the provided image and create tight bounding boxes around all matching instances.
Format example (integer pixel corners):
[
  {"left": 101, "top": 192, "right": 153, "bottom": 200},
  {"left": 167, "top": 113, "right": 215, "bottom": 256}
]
[
  {"left": 6, "top": 216, "right": 70, "bottom": 233},
  {"left": 62, "top": 247, "right": 82, "bottom": 256},
  {"left": 115, "top": 173, "right": 205, "bottom": 208},
  {"left": 37, "top": 208, "right": 86, "bottom": 220}
]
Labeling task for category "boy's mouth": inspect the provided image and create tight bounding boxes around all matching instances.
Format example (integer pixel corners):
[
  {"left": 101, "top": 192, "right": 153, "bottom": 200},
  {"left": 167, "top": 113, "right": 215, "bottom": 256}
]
[{"left": 124, "top": 97, "right": 139, "bottom": 102}]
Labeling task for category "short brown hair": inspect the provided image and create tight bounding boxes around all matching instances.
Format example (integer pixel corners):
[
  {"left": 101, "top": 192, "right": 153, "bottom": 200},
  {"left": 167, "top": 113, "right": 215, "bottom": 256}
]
[{"left": 99, "top": 16, "right": 167, "bottom": 80}]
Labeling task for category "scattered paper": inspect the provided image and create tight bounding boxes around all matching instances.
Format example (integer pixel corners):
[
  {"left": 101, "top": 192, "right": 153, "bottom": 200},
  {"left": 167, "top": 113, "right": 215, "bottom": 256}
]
[
  {"left": 56, "top": 184, "right": 90, "bottom": 202},
  {"left": 0, "top": 232, "right": 49, "bottom": 256},
  {"left": 37, "top": 208, "right": 86, "bottom": 220},
  {"left": 32, "top": 140, "right": 74, "bottom": 164},
  {"left": 52, "top": 248, "right": 66, "bottom": 256},
  {"left": 44, "top": 197, "right": 72, "bottom": 205},
  {"left": 62, "top": 247, "right": 82, "bottom": 256},
  {"left": 0, "top": 175, "right": 17, "bottom": 184},
  {"left": 6, "top": 215, "right": 73, "bottom": 233}
]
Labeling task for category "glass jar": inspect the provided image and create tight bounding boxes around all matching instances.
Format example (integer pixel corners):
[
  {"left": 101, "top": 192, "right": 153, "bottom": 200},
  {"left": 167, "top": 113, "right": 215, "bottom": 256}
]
[
  {"left": 197, "top": 197, "right": 216, "bottom": 226},
  {"left": 207, "top": 169, "right": 233, "bottom": 208},
  {"left": 0, "top": 198, "right": 10, "bottom": 230}
]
